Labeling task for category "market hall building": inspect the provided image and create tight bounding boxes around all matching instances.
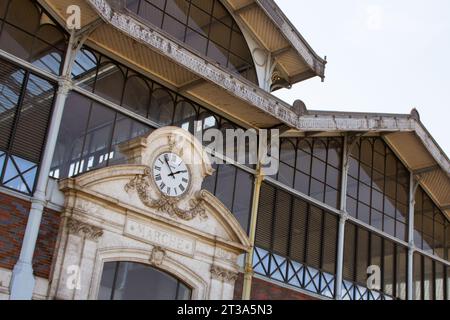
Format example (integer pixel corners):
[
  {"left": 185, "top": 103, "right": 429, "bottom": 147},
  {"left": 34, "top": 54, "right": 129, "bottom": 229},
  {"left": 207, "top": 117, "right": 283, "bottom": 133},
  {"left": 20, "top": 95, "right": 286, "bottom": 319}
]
[{"left": 0, "top": 0, "right": 449, "bottom": 300}]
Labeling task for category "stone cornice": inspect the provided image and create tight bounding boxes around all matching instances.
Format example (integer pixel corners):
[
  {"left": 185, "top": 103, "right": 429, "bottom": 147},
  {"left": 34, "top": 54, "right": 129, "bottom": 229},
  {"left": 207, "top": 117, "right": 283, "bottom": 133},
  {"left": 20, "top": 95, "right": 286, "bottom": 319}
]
[{"left": 256, "top": 0, "right": 326, "bottom": 78}]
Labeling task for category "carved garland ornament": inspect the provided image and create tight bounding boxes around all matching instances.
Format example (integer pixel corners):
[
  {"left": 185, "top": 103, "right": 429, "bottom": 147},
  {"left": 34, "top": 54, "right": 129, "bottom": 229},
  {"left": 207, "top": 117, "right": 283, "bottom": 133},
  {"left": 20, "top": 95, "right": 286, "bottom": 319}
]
[{"left": 125, "top": 168, "right": 207, "bottom": 221}]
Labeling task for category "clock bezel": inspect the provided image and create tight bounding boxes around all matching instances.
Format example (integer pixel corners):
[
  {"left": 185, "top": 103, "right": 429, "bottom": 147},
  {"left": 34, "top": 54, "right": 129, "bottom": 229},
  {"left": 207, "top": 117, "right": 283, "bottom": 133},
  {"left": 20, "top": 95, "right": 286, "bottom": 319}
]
[{"left": 151, "top": 151, "right": 192, "bottom": 198}]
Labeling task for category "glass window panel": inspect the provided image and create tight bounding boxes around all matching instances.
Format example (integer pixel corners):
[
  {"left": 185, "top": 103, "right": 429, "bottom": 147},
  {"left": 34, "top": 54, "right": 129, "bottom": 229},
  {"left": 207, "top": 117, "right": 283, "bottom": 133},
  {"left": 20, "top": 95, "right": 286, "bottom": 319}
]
[
  {"left": 347, "top": 176, "right": 358, "bottom": 199},
  {"left": 177, "top": 283, "right": 191, "bottom": 300},
  {"left": 327, "top": 140, "right": 341, "bottom": 168},
  {"left": 147, "top": 0, "right": 166, "bottom": 10},
  {"left": 383, "top": 241, "right": 395, "bottom": 296},
  {"left": 371, "top": 210, "right": 383, "bottom": 230},
  {"left": 173, "top": 101, "right": 197, "bottom": 132},
  {"left": 131, "top": 0, "right": 258, "bottom": 83},
  {"left": 201, "top": 163, "right": 217, "bottom": 193},
  {"left": 310, "top": 179, "right": 324, "bottom": 202},
  {"left": 184, "top": 28, "right": 208, "bottom": 54},
  {"left": 51, "top": 93, "right": 91, "bottom": 178},
  {"left": 383, "top": 215, "right": 396, "bottom": 237},
  {"left": 0, "top": 152, "right": 5, "bottom": 175},
  {"left": 0, "top": 24, "right": 34, "bottom": 61},
  {"left": 230, "top": 30, "right": 249, "bottom": 60},
  {"left": 126, "top": 0, "right": 140, "bottom": 13},
  {"left": 396, "top": 203, "right": 407, "bottom": 223},
  {"left": 348, "top": 156, "right": 359, "bottom": 178},
  {"left": 165, "top": 0, "right": 190, "bottom": 23},
  {"left": 98, "top": 262, "right": 117, "bottom": 300},
  {"left": 81, "top": 103, "right": 115, "bottom": 171},
  {"left": 232, "top": 169, "right": 253, "bottom": 232},
  {"left": 34, "top": 24, "right": 65, "bottom": 48},
  {"left": 311, "top": 157, "right": 325, "bottom": 181},
  {"left": 72, "top": 48, "right": 98, "bottom": 84},
  {"left": 191, "top": 0, "right": 213, "bottom": 13},
  {"left": 423, "top": 257, "right": 434, "bottom": 300},
  {"left": 209, "top": 20, "right": 231, "bottom": 49},
  {"left": 31, "top": 49, "right": 62, "bottom": 74},
  {"left": 94, "top": 63, "right": 125, "bottom": 105},
  {"left": 11, "top": 74, "right": 54, "bottom": 163},
  {"left": 396, "top": 221, "right": 406, "bottom": 241},
  {"left": 324, "top": 187, "right": 338, "bottom": 208},
  {"left": 5, "top": 0, "right": 40, "bottom": 34},
  {"left": 109, "top": 115, "right": 152, "bottom": 165},
  {"left": 384, "top": 195, "right": 396, "bottom": 218},
  {"left": 347, "top": 196, "right": 357, "bottom": 218},
  {"left": 385, "top": 178, "right": 396, "bottom": 199},
  {"left": 294, "top": 170, "right": 309, "bottom": 195},
  {"left": 296, "top": 149, "right": 311, "bottom": 174},
  {"left": 99, "top": 261, "right": 191, "bottom": 300},
  {"left": 0, "top": 65, "right": 24, "bottom": 150},
  {"left": 280, "top": 141, "right": 296, "bottom": 167},
  {"left": 212, "top": 0, "right": 229, "bottom": 22},
  {"left": 360, "top": 140, "right": 372, "bottom": 166},
  {"left": 0, "top": 1, "right": 7, "bottom": 19},
  {"left": 359, "top": 162, "right": 372, "bottom": 185},
  {"left": 385, "top": 153, "right": 397, "bottom": 178},
  {"left": 312, "top": 140, "right": 327, "bottom": 162},
  {"left": 372, "top": 170, "right": 384, "bottom": 192},
  {"left": 371, "top": 189, "right": 384, "bottom": 212},
  {"left": 188, "top": 5, "right": 210, "bottom": 36},
  {"left": 122, "top": 76, "right": 150, "bottom": 117},
  {"left": 373, "top": 151, "right": 385, "bottom": 174},
  {"left": 358, "top": 182, "right": 370, "bottom": 205},
  {"left": 148, "top": 88, "right": 174, "bottom": 125},
  {"left": 326, "top": 165, "right": 340, "bottom": 189},
  {"left": 214, "top": 164, "right": 236, "bottom": 209},
  {"left": 277, "top": 162, "right": 294, "bottom": 188},
  {"left": 357, "top": 202, "right": 370, "bottom": 225},
  {"left": 207, "top": 42, "right": 228, "bottom": 67},
  {"left": 162, "top": 15, "right": 186, "bottom": 41},
  {"left": 138, "top": 1, "right": 163, "bottom": 28},
  {"left": 396, "top": 183, "right": 408, "bottom": 205}
]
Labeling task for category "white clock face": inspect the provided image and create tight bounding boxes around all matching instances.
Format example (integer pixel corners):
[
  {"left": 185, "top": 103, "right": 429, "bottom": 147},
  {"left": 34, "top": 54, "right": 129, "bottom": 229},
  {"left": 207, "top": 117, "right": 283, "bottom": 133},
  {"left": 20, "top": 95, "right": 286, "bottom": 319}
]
[{"left": 152, "top": 152, "right": 190, "bottom": 197}]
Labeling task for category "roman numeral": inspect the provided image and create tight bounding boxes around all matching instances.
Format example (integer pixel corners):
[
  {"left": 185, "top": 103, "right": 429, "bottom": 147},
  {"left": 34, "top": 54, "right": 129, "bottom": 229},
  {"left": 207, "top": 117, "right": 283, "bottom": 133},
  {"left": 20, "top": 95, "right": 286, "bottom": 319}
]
[
  {"left": 179, "top": 184, "right": 185, "bottom": 192},
  {"left": 160, "top": 182, "right": 166, "bottom": 190},
  {"left": 154, "top": 166, "right": 161, "bottom": 171},
  {"left": 155, "top": 174, "right": 162, "bottom": 181},
  {"left": 182, "top": 178, "right": 188, "bottom": 183},
  {"left": 167, "top": 187, "right": 171, "bottom": 195}
]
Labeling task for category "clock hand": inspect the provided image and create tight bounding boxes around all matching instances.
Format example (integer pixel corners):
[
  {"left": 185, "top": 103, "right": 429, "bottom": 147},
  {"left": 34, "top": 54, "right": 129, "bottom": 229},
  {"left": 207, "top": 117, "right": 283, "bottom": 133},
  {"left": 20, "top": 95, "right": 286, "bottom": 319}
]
[
  {"left": 168, "top": 170, "right": 187, "bottom": 177},
  {"left": 164, "top": 155, "right": 176, "bottom": 179}
]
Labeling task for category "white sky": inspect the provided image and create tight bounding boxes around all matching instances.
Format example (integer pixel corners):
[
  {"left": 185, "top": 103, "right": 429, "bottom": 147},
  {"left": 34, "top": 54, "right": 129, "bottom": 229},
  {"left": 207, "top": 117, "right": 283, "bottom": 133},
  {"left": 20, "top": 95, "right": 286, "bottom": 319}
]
[{"left": 273, "top": 0, "right": 450, "bottom": 156}]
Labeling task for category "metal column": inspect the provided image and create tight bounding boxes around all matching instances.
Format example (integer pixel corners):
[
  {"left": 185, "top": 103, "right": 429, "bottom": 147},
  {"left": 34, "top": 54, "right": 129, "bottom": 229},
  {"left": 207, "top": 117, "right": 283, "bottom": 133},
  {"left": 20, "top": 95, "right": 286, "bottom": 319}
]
[{"left": 9, "top": 33, "right": 77, "bottom": 300}]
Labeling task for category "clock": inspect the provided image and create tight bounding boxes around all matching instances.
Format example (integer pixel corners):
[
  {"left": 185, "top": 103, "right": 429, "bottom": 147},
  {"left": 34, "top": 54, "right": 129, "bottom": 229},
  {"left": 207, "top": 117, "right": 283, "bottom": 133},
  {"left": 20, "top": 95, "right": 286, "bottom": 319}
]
[{"left": 152, "top": 152, "right": 190, "bottom": 197}]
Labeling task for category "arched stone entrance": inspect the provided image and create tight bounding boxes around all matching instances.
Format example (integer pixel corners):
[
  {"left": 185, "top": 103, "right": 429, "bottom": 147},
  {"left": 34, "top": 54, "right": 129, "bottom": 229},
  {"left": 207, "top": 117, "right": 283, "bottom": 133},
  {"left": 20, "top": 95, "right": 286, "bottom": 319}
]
[
  {"left": 98, "top": 261, "right": 191, "bottom": 300},
  {"left": 47, "top": 127, "right": 250, "bottom": 300}
]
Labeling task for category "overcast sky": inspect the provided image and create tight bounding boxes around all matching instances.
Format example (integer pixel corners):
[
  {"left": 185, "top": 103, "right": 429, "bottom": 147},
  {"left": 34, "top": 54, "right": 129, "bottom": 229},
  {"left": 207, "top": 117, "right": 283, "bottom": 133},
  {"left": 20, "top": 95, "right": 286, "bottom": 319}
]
[{"left": 273, "top": 0, "right": 450, "bottom": 156}]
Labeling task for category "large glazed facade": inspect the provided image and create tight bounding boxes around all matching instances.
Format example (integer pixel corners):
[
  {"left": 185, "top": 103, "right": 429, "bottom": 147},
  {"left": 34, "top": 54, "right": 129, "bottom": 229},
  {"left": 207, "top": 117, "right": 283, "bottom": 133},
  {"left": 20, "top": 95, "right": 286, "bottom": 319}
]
[{"left": 0, "top": 0, "right": 448, "bottom": 300}]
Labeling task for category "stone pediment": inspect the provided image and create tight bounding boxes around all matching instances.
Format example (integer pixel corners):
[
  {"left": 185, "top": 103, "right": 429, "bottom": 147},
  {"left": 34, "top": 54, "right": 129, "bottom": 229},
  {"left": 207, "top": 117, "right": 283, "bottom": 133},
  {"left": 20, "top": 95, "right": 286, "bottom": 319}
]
[{"left": 59, "top": 127, "right": 250, "bottom": 254}]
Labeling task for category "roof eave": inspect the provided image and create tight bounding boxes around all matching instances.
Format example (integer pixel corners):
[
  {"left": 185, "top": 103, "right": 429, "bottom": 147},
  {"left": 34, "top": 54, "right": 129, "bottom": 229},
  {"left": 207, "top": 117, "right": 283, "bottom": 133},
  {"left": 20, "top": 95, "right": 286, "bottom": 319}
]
[{"left": 255, "top": 0, "right": 327, "bottom": 80}]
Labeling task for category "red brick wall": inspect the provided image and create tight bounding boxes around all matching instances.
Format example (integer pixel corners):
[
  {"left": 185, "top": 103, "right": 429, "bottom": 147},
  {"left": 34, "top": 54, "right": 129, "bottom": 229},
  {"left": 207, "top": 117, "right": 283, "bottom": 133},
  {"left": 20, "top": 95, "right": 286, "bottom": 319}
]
[
  {"left": 233, "top": 273, "right": 317, "bottom": 300},
  {"left": 0, "top": 192, "right": 61, "bottom": 279}
]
